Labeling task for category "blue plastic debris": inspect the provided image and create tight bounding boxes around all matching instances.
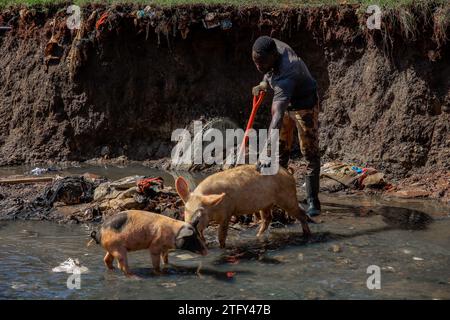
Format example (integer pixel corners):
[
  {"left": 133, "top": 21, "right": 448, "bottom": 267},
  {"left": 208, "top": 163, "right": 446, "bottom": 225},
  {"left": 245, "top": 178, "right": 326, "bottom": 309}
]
[
  {"left": 351, "top": 166, "right": 363, "bottom": 174},
  {"left": 221, "top": 19, "right": 232, "bottom": 30},
  {"left": 136, "top": 10, "right": 145, "bottom": 19}
]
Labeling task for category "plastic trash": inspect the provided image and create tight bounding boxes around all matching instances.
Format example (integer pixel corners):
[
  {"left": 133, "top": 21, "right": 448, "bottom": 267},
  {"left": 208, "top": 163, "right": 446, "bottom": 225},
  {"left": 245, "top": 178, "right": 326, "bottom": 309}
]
[
  {"left": 176, "top": 253, "right": 195, "bottom": 260},
  {"left": 52, "top": 258, "right": 89, "bottom": 274},
  {"left": 225, "top": 256, "right": 239, "bottom": 264},
  {"left": 221, "top": 19, "right": 232, "bottom": 30},
  {"left": 161, "top": 282, "right": 177, "bottom": 288},
  {"left": 202, "top": 13, "right": 221, "bottom": 29},
  {"left": 351, "top": 166, "right": 363, "bottom": 174},
  {"left": 329, "top": 244, "right": 342, "bottom": 253},
  {"left": 30, "top": 167, "right": 47, "bottom": 175},
  {"left": 136, "top": 10, "right": 145, "bottom": 19},
  {"left": 29, "top": 167, "right": 58, "bottom": 175}
]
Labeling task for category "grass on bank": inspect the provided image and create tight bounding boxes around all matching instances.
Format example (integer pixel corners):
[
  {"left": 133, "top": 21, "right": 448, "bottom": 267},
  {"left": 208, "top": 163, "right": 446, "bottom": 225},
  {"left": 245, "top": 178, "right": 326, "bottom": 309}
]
[{"left": 0, "top": 0, "right": 447, "bottom": 10}]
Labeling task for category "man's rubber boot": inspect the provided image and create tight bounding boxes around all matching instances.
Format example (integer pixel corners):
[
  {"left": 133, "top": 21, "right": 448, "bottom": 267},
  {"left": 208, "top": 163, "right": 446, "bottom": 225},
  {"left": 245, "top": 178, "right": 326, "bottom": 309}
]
[{"left": 305, "top": 174, "right": 321, "bottom": 217}]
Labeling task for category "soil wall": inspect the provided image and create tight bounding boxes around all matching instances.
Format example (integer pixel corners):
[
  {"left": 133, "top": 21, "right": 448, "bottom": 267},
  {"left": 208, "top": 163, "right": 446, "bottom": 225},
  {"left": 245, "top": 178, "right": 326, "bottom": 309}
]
[{"left": 0, "top": 2, "right": 449, "bottom": 178}]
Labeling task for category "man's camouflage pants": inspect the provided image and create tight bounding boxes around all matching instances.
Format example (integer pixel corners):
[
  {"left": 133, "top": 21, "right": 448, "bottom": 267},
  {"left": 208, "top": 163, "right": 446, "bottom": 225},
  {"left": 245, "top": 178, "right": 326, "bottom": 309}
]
[{"left": 279, "top": 99, "right": 320, "bottom": 176}]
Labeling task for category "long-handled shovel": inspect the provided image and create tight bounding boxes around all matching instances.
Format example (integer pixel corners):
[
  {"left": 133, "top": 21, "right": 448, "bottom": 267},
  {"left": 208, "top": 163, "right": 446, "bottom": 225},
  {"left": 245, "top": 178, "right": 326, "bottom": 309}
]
[{"left": 238, "top": 92, "right": 266, "bottom": 161}]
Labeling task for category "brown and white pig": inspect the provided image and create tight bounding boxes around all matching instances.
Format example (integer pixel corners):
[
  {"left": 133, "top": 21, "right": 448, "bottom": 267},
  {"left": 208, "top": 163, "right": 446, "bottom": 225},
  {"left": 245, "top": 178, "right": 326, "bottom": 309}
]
[
  {"left": 175, "top": 164, "right": 311, "bottom": 248},
  {"left": 90, "top": 210, "right": 207, "bottom": 276}
]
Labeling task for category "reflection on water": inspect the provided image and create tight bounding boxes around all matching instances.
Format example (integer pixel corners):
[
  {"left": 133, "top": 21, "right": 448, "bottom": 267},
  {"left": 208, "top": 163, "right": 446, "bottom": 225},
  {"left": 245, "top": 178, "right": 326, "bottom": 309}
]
[
  {"left": 1, "top": 211, "right": 449, "bottom": 299},
  {"left": 0, "top": 165, "right": 449, "bottom": 299}
]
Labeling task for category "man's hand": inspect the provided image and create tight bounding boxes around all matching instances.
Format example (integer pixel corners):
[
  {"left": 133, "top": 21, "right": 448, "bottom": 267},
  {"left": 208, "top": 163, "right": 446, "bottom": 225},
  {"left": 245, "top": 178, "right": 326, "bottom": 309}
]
[{"left": 252, "top": 81, "right": 268, "bottom": 96}]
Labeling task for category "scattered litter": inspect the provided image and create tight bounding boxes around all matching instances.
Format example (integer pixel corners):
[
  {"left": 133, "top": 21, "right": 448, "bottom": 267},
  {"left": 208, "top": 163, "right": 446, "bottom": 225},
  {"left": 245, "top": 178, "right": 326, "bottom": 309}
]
[
  {"left": 382, "top": 266, "right": 395, "bottom": 272},
  {"left": 160, "top": 282, "right": 177, "bottom": 288},
  {"left": 137, "top": 177, "right": 164, "bottom": 196},
  {"left": 273, "top": 255, "right": 287, "bottom": 262},
  {"left": 202, "top": 20, "right": 220, "bottom": 29},
  {"left": 30, "top": 167, "right": 58, "bottom": 175},
  {"left": 136, "top": 6, "right": 156, "bottom": 20},
  {"left": 320, "top": 161, "right": 391, "bottom": 191},
  {"left": 136, "top": 10, "right": 145, "bottom": 19},
  {"left": 39, "top": 176, "right": 97, "bottom": 206},
  {"left": 19, "top": 229, "right": 39, "bottom": 238},
  {"left": 110, "top": 175, "right": 145, "bottom": 190},
  {"left": 351, "top": 166, "right": 363, "bottom": 174},
  {"left": 403, "top": 249, "right": 412, "bottom": 254},
  {"left": 202, "top": 13, "right": 221, "bottom": 29},
  {"left": 52, "top": 258, "right": 88, "bottom": 273},
  {"left": 413, "top": 257, "right": 424, "bottom": 261},
  {"left": 297, "top": 253, "right": 304, "bottom": 261},
  {"left": 11, "top": 282, "right": 27, "bottom": 290},
  {"left": 176, "top": 253, "right": 195, "bottom": 260},
  {"left": 336, "top": 257, "right": 351, "bottom": 265},
  {"left": 329, "top": 244, "right": 342, "bottom": 253},
  {"left": 225, "top": 256, "right": 240, "bottom": 264},
  {"left": 96, "top": 12, "right": 109, "bottom": 30},
  {"left": 226, "top": 271, "right": 236, "bottom": 279},
  {"left": 221, "top": 19, "right": 232, "bottom": 30},
  {"left": 92, "top": 175, "right": 182, "bottom": 218},
  {"left": 362, "top": 172, "right": 386, "bottom": 188}
]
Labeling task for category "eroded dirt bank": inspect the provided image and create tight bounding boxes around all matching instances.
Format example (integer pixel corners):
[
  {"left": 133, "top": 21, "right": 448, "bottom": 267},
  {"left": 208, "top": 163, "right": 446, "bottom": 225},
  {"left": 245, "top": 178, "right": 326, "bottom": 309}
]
[{"left": 0, "top": 2, "right": 449, "bottom": 180}]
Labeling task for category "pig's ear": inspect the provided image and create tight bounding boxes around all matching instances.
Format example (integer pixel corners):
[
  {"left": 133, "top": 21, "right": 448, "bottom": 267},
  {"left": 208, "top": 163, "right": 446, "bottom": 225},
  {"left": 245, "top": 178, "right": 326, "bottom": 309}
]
[
  {"left": 177, "top": 224, "right": 194, "bottom": 241},
  {"left": 202, "top": 193, "right": 226, "bottom": 207},
  {"left": 176, "top": 226, "right": 194, "bottom": 248},
  {"left": 175, "top": 176, "right": 190, "bottom": 203},
  {"left": 178, "top": 226, "right": 194, "bottom": 238}
]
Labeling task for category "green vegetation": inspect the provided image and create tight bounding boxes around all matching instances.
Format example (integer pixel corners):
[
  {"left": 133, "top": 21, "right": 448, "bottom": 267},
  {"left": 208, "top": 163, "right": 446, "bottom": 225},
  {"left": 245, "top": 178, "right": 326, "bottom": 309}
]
[{"left": 0, "top": 0, "right": 447, "bottom": 10}]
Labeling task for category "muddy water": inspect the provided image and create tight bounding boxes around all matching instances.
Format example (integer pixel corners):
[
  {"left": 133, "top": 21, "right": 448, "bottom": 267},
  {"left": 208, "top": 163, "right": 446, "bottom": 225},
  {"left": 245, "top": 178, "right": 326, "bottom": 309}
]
[{"left": 0, "top": 165, "right": 450, "bottom": 299}]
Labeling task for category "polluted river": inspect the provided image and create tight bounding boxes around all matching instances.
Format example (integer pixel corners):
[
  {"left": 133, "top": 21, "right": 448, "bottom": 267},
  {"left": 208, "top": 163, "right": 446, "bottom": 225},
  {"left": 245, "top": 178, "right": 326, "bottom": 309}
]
[{"left": 0, "top": 164, "right": 449, "bottom": 300}]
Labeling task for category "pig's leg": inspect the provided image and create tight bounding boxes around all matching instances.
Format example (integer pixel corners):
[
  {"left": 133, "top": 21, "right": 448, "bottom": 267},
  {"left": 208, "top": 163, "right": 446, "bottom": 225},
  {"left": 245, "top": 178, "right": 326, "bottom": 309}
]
[
  {"left": 161, "top": 251, "right": 169, "bottom": 266},
  {"left": 199, "top": 228, "right": 206, "bottom": 242},
  {"left": 299, "top": 214, "right": 311, "bottom": 237},
  {"left": 103, "top": 252, "right": 115, "bottom": 270},
  {"left": 218, "top": 220, "right": 230, "bottom": 249},
  {"left": 150, "top": 251, "right": 162, "bottom": 274},
  {"left": 115, "top": 250, "right": 133, "bottom": 276},
  {"left": 256, "top": 208, "right": 272, "bottom": 237},
  {"left": 283, "top": 204, "right": 311, "bottom": 237}
]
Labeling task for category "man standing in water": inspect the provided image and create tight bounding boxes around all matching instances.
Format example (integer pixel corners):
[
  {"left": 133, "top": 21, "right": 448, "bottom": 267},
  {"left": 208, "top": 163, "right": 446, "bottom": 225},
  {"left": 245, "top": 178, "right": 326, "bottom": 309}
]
[{"left": 252, "top": 36, "right": 321, "bottom": 217}]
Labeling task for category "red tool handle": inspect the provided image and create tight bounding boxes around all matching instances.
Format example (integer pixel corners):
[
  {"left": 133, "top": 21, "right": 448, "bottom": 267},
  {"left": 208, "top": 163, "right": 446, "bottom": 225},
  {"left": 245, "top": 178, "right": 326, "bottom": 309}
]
[{"left": 239, "top": 91, "right": 266, "bottom": 155}]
